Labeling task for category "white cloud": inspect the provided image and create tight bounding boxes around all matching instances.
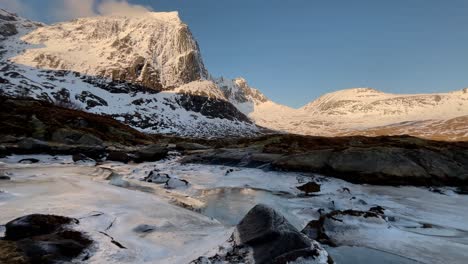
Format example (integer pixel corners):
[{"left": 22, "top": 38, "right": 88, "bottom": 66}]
[
  {"left": 1, "top": 0, "right": 154, "bottom": 22},
  {"left": 52, "top": 0, "right": 154, "bottom": 21},
  {"left": 52, "top": 0, "right": 97, "bottom": 21},
  {"left": 97, "top": 0, "right": 153, "bottom": 16}
]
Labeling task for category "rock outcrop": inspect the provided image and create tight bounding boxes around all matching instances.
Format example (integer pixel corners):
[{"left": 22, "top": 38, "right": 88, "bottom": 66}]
[
  {"left": 192, "top": 204, "right": 331, "bottom": 264},
  {"left": 182, "top": 135, "right": 468, "bottom": 186},
  {"left": 0, "top": 214, "right": 92, "bottom": 264}
]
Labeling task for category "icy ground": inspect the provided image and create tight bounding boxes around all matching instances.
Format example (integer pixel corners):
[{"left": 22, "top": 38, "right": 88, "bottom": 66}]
[{"left": 1, "top": 154, "right": 468, "bottom": 264}]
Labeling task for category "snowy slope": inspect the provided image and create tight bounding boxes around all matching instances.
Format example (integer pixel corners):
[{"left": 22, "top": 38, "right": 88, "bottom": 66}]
[
  {"left": 0, "top": 9, "right": 258, "bottom": 138},
  {"left": 302, "top": 87, "right": 468, "bottom": 123}
]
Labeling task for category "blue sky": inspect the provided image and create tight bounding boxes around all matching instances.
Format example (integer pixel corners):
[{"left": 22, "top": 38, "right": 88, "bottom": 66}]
[{"left": 4, "top": 0, "right": 468, "bottom": 107}]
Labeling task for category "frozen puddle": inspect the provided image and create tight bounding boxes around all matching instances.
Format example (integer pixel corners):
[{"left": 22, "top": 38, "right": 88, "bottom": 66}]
[{"left": 1, "top": 155, "right": 468, "bottom": 263}]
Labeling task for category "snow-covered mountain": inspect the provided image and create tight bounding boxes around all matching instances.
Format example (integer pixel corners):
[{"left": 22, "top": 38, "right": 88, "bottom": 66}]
[
  {"left": 278, "top": 88, "right": 468, "bottom": 139},
  {"left": 215, "top": 80, "right": 468, "bottom": 140},
  {"left": 1, "top": 8, "right": 466, "bottom": 140},
  {"left": 0, "top": 9, "right": 258, "bottom": 137}
]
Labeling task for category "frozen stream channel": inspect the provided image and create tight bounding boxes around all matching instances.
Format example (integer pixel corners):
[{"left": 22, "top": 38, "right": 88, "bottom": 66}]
[{"left": 1, "top": 154, "right": 468, "bottom": 263}]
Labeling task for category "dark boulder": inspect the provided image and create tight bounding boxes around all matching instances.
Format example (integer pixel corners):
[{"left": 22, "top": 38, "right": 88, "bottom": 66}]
[
  {"left": 5, "top": 214, "right": 77, "bottom": 241},
  {"left": 191, "top": 204, "right": 330, "bottom": 264},
  {"left": 236, "top": 204, "right": 325, "bottom": 264},
  {"left": 18, "top": 158, "right": 40, "bottom": 164},
  {"left": 72, "top": 153, "right": 95, "bottom": 163},
  {"left": 456, "top": 186, "right": 468, "bottom": 195},
  {"left": 1, "top": 214, "right": 91, "bottom": 264},
  {"left": 297, "top": 182, "right": 321, "bottom": 195},
  {"left": 0, "top": 175, "right": 11, "bottom": 180},
  {"left": 134, "top": 144, "right": 168, "bottom": 163},
  {"left": 107, "top": 150, "right": 134, "bottom": 163}
]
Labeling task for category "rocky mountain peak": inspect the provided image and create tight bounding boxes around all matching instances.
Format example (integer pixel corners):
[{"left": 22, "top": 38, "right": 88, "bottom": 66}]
[{"left": 9, "top": 11, "right": 207, "bottom": 90}]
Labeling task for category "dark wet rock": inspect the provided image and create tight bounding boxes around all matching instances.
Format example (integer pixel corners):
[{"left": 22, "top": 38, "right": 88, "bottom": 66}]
[
  {"left": 421, "top": 223, "right": 433, "bottom": 228},
  {"left": 297, "top": 182, "right": 321, "bottom": 195},
  {"left": 1, "top": 221, "right": 92, "bottom": 264},
  {"left": 181, "top": 148, "right": 282, "bottom": 169},
  {"left": 225, "top": 168, "right": 234, "bottom": 175},
  {"left": 273, "top": 150, "right": 333, "bottom": 171},
  {"left": 106, "top": 150, "right": 133, "bottom": 163},
  {"left": 429, "top": 187, "right": 446, "bottom": 195},
  {"left": 18, "top": 158, "right": 40, "bottom": 164},
  {"left": 4, "top": 214, "right": 78, "bottom": 241},
  {"left": 0, "top": 175, "right": 11, "bottom": 180},
  {"left": 455, "top": 186, "right": 468, "bottom": 195},
  {"left": 184, "top": 138, "right": 468, "bottom": 186},
  {"left": 134, "top": 144, "right": 168, "bottom": 163},
  {"left": 236, "top": 204, "right": 324, "bottom": 264},
  {"left": 369, "top": 206, "right": 386, "bottom": 215},
  {"left": 192, "top": 204, "right": 330, "bottom": 264},
  {"left": 72, "top": 153, "right": 95, "bottom": 163}
]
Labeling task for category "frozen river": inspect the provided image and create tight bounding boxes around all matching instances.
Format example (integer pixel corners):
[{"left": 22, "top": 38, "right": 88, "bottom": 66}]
[{"left": 1, "top": 154, "right": 468, "bottom": 263}]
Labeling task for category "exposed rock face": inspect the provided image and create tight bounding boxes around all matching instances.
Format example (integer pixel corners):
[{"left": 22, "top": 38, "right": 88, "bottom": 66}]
[
  {"left": 236, "top": 204, "right": 315, "bottom": 263},
  {"left": 1, "top": 214, "right": 92, "bottom": 264},
  {"left": 12, "top": 12, "right": 207, "bottom": 90},
  {"left": 134, "top": 144, "right": 168, "bottom": 162},
  {"left": 182, "top": 135, "right": 468, "bottom": 186}
]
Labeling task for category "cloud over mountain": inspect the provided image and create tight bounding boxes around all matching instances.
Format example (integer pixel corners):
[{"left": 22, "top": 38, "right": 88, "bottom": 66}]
[{"left": 1, "top": 0, "right": 154, "bottom": 21}]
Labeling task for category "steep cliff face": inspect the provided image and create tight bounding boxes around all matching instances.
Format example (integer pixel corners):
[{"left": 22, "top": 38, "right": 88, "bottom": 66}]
[
  {"left": 11, "top": 11, "right": 207, "bottom": 90},
  {"left": 0, "top": 9, "right": 257, "bottom": 138}
]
